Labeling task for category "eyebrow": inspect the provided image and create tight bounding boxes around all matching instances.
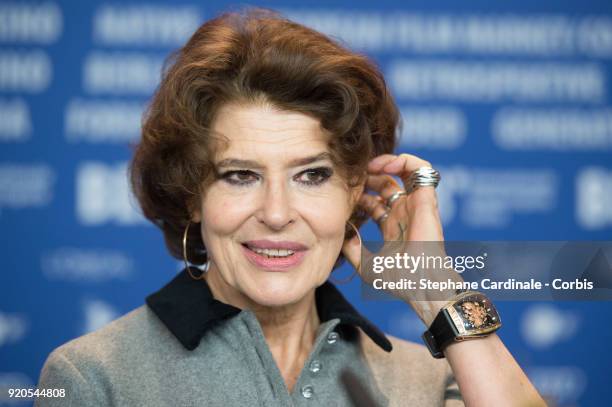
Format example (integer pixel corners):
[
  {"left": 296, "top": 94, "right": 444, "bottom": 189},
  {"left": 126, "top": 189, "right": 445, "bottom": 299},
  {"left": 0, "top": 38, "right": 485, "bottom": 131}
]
[{"left": 214, "top": 152, "right": 332, "bottom": 169}]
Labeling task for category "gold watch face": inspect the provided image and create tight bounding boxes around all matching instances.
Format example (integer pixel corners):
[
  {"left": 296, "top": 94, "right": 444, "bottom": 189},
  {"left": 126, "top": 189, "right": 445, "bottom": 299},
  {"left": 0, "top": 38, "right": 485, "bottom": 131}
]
[{"left": 446, "top": 292, "right": 501, "bottom": 336}]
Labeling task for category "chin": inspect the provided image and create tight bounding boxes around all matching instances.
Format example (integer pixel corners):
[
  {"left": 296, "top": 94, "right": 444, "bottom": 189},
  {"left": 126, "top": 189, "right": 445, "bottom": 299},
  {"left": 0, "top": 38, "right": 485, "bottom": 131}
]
[{"left": 244, "top": 276, "right": 312, "bottom": 308}]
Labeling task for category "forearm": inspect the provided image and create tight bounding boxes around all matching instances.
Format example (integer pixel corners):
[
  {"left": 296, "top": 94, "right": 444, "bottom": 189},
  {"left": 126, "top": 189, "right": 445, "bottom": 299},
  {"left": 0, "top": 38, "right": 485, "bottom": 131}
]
[{"left": 444, "top": 333, "right": 546, "bottom": 407}]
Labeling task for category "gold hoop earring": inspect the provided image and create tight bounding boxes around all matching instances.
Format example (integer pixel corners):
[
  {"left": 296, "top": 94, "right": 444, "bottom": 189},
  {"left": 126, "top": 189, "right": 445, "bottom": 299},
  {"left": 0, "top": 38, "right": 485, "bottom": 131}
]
[
  {"left": 183, "top": 221, "right": 209, "bottom": 280},
  {"left": 330, "top": 220, "right": 362, "bottom": 284}
]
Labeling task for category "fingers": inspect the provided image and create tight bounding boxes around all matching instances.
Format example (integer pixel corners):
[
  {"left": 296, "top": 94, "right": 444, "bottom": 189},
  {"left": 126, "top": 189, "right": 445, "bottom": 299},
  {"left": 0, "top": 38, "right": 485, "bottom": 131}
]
[
  {"left": 368, "top": 154, "right": 400, "bottom": 173},
  {"left": 368, "top": 153, "right": 431, "bottom": 174},
  {"left": 365, "top": 174, "right": 402, "bottom": 200},
  {"left": 370, "top": 154, "right": 436, "bottom": 200},
  {"left": 380, "top": 153, "right": 432, "bottom": 175},
  {"left": 359, "top": 194, "right": 388, "bottom": 223},
  {"left": 363, "top": 154, "right": 442, "bottom": 245},
  {"left": 359, "top": 193, "right": 407, "bottom": 240}
]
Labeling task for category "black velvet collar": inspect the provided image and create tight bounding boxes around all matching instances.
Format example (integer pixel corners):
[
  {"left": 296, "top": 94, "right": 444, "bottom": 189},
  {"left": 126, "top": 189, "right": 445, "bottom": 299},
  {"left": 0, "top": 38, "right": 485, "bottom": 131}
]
[{"left": 146, "top": 268, "right": 392, "bottom": 353}]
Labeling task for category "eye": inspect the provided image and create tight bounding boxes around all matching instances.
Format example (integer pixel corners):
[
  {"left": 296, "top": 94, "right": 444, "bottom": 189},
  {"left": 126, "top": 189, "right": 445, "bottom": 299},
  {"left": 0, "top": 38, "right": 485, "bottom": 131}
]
[
  {"left": 220, "top": 170, "right": 259, "bottom": 186},
  {"left": 295, "top": 167, "right": 333, "bottom": 186}
]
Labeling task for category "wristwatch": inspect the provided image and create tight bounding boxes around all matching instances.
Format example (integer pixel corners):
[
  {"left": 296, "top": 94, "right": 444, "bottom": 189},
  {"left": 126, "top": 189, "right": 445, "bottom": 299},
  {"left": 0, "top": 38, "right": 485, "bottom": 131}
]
[{"left": 422, "top": 291, "right": 501, "bottom": 358}]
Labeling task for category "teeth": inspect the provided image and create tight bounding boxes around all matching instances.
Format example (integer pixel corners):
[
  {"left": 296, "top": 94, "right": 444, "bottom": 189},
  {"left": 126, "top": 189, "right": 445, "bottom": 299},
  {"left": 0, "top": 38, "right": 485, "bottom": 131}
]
[{"left": 250, "top": 247, "right": 295, "bottom": 257}]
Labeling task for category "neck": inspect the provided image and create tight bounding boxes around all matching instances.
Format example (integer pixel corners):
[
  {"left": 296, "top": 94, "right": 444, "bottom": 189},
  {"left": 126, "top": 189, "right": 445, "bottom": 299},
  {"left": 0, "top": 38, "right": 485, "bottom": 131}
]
[{"left": 204, "top": 267, "right": 320, "bottom": 393}]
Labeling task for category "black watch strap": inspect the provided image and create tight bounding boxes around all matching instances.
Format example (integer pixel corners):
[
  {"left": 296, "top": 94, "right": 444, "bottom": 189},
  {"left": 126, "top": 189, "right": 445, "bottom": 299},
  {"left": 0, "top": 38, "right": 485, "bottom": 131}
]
[{"left": 422, "top": 309, "right": 458, "bottom": 358}]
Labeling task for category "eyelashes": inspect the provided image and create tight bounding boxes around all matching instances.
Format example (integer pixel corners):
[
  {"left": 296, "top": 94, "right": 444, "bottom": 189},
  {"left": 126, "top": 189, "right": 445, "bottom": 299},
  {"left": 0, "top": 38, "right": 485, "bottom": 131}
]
[
  {"left": 219, "top": 166, "right": 334, "bottom": 187},
  {"left": 297, "top": 166, "right": 334, "bottom": 185},
  {"left": 219, "top": 170, "right": 259, "bottom": 186}
]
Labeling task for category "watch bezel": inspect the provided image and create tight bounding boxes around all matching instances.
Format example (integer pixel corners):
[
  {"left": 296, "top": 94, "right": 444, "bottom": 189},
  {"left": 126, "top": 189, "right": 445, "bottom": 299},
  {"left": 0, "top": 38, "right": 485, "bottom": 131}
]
[{"left": 444, "top": 291, "right": 501, "bottom": 337}]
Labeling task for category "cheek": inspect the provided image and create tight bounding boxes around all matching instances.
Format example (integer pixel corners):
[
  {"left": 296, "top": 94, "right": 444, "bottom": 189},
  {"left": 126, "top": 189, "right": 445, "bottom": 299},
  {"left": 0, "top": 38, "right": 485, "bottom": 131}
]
[
  {"left": 300, "top": 197, "right": 348, "bottom": 283},
  {"left": 200, "top": 194, "right": 250, "bottom": 234},
  {"left": 200, "top": 183, "right": 353, "bottom": 243},
  {"left": 298, "top": 191, "right": 352, "bottom": 246}
]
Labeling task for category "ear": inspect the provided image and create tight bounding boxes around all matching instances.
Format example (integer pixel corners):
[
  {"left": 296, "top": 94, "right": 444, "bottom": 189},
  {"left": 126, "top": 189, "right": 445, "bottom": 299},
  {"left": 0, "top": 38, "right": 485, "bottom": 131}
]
[
  {"left": 191, "top": 211, "right": 201, "bottom": 223},
  {"left": 348, "top": 181, "right": 366, "bottom": 211},
  {"left": 188, "top": 198, "right": 202, "bottom": 223}
]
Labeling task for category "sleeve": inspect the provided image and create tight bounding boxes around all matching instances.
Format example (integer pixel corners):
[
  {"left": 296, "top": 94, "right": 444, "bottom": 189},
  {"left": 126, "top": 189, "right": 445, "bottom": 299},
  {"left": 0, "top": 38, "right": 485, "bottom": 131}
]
[
  {"left": 34, "top": 349, "right": 104, "bottom": 407},
  {"left": 443, "top": 368, "right": 465, "bottom": 407}
]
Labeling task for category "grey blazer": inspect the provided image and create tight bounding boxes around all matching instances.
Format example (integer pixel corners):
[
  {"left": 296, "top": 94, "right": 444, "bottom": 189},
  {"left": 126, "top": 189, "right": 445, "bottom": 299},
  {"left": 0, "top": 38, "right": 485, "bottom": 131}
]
[{"left": 35, "top": 269, "right": 463, "bottom": 406}]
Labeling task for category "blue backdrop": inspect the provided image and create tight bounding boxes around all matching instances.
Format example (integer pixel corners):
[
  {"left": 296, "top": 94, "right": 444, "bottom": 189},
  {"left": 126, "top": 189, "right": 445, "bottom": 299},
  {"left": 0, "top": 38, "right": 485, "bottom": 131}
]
[{"left": 1, "top": 1, "right": 612, "bottom": 406}]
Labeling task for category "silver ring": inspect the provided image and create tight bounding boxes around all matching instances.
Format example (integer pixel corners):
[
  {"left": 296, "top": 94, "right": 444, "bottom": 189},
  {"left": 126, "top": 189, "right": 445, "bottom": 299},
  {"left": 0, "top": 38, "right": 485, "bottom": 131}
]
[
  {"left": 375, "top": 212, "right": 389, "bottom": 225},
  {"left": 406, "top": 167, "right": 441, "bottom": 194},
  {"left": 386, "top": 190, "right": 407, "bottom": 209}
]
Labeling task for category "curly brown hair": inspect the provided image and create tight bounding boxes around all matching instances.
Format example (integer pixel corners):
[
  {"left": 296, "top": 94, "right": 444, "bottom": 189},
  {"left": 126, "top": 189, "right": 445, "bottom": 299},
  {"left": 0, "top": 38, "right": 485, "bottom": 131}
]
[{"left": 129, "top": 7, "right": 399, "bottom": 268}]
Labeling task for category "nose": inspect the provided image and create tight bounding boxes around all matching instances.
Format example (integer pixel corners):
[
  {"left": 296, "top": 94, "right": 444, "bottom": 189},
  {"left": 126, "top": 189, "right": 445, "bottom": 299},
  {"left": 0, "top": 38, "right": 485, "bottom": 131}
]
[{"left": 256, "top": 176, "right": 296, "bottom": 230}]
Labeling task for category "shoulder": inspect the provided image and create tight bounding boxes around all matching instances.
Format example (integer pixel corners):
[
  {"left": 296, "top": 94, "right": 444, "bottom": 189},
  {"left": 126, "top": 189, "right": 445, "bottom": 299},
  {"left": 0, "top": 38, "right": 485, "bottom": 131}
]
[
  {"left": 46, "top": 305, "right": 178, "bottom": 367},
  {"left": 35, "top": 305, "right": 179, "bottom": 406},
  {"left": 358, "top": 330, "right": 462, "bottom": 406}
]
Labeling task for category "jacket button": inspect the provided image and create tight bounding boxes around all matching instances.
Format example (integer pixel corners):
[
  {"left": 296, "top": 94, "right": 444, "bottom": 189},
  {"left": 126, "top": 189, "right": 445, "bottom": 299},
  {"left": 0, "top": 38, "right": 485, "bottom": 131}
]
[
  {"left": 326, "top": 331, "right": 339, "bottom": 344},
  {"left": 309, "top": 360, "right": 322, "bottom": 373},
  {"left": 301, "top": 385, "right": 314, "bottom": 399}
]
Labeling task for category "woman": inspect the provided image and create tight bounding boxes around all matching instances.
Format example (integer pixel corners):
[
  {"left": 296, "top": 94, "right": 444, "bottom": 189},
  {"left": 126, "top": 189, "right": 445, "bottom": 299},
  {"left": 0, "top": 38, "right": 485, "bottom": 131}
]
[{"left": 36, "top": 8, "right": 545, "bottom": 406}]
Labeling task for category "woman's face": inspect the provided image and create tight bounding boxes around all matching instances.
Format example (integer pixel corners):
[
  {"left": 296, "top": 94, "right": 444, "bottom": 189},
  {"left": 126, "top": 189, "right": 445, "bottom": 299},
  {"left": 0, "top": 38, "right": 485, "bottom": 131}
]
[{"left": 193, "top": 102, "right": 361, "bottom": 308}]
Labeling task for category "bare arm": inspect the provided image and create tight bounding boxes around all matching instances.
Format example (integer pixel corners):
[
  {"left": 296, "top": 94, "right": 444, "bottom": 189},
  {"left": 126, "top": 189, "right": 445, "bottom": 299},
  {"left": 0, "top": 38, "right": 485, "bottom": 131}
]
[{"left": 444, "top": 334, "right": 546, "bottom": 407}]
